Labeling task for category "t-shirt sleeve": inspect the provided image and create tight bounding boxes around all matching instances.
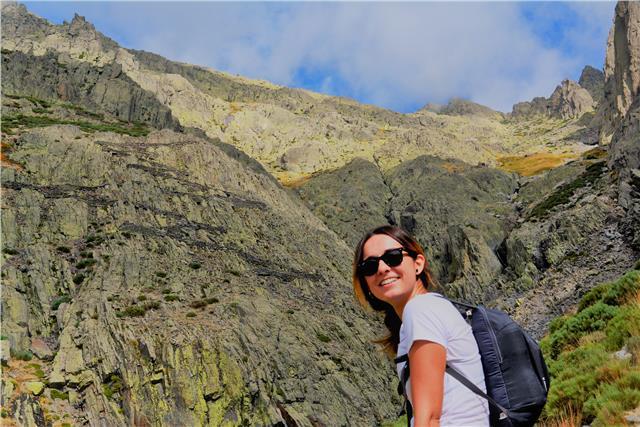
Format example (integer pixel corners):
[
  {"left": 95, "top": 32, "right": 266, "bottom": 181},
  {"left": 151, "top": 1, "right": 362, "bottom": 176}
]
[{"left": 401, "top": 297, "right": 450, "bottom": 352}]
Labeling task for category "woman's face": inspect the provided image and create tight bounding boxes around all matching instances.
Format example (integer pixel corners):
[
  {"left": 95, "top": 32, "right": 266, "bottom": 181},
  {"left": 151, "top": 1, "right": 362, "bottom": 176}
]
[{"left": 361, "top": 234, "right": 425, "bottom": 309}]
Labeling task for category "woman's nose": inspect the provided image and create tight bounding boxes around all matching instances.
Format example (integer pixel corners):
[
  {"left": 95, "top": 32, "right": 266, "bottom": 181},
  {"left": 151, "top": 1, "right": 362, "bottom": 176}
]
[{"left": 378, "top": 260, "right": 391, "bottom": 274}]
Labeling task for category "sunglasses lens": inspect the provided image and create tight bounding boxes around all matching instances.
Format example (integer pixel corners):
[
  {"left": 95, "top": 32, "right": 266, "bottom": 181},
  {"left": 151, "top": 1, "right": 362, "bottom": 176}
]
[
  {"left": 359, "top": 248, "right": 405, "bottom": 276},
  {"left": 360, "top": 259, "right": 379, "bottom": 276},
  {"left": 382, "top": 249, "right": 404, "bottom": 267}
]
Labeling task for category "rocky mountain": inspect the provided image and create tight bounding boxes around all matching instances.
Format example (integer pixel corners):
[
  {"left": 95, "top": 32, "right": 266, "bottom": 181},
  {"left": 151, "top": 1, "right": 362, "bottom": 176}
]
[
  {"left": 579, "top": 65, "right": 605, "bottom": 104},
  {"left": 1, "top": 1, "right": 639, "bottom": 426},
  {"left": 512, "top": 78, "right": 596, "bottom": 120}
]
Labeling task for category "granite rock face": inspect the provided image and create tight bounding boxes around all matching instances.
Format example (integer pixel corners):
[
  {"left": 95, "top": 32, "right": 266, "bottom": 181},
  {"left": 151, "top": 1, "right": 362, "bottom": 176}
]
[
  {"left": 2, "top": 49, "right": 180, "bottom": 131},
  {"left": 512, "top": 80, "right": 595, "bottom": 120},
  {"left": 1, "top": 121, "right": 399, "bottom": 425},
  {"left": 299, "top": 155, "right": 519, "bottom": 302},
  {"left": 579, "top": 65, "right": 605, "bottom": 104},
  {"left": 600, "top": 1, "right": 640, "bottom": 248}
]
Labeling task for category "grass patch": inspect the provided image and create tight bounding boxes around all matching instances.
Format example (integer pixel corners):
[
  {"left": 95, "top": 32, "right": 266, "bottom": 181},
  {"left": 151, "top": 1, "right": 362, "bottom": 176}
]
[
  {"left": 316, "top": 333, "right": 331, "bottom": 343},
  {"left": 56, "top": 246, "right": 71, "bottom": 254},
  {"left": 164, "top": 294, "right": 179, "bottom": 302},
  {"left": 189, "top": 261, "right": 201, "bottom": 270},
  {"left": 528, "top": 161, "right": 606, "bottom": 220},
  {"left": 540, "top": 269, "right": 640, "bottom": 426},
  {"left": 186, "top": 312, "right": 197, "bottom": 318},
  {"left": 50, "top": 389, "right": 69, "bottom": 401},
  {"left": 155, "top": 271, "right": 167, "bottom": 278},
  {"left": 497, "top": 152, "right": 575, "bottom": 177},
  {"left": 72, "top": 273, "right": 85, "bottom": 285},
  {"left": 2, "top": 247, "right": 18, "bottom": 255},
  {"left": 51, "top": 295, "right": 72, "bottom": 310},
  {"left": 76, "top": 258, "right": 97, "bottom": 269},
  {"left": 0, "top": 113, "right": 149, "bottom": 137},
  {"left": 10, "top": 349, "right": 33, "bottom": 361}
]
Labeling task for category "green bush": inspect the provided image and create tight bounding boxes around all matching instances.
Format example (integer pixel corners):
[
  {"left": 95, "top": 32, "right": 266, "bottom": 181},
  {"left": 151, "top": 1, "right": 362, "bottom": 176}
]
[
  {"left": 73, "top": 273, "right": 85, "bottom": 285},
  {"left": 541, "top": 269, "right": 640, "bottom": 426},
  {"left": 50, "top": 389, "right": 69, "bottom": 400},
  {"left": 76, "top": 258, "right": 97, "bottom": 269},
  {"left": 10, "top": 349, "right": 33, "bottom": 361},
  {"left": 116, "top": 305, "right": 146, "bottom": 318},
  {"left": 189, "top": 261, "right": 201, "bottom": 270},
  {"left": 56, "top": 246, "right": 71, "bottom": 253},
  {"left": 579, "top": 270, "right": 639, "bottom": 312},
  {"left": 2, "top": 247, "right": 18, "bottom": 255},
  {"left": 186, "top": 312, "right": 196, "bottom": 318},
  {"left": 205, "top": 297, "right": 219, "bottom": 304},
  {"left": 144, "top": 301, "right": 160, "bottom": 310},
  {"left": 51, "top": 295, "right": 72, "bottom": 310},
  {"left": 80, "top": 251, "right": 93, "bottom": 258},
  {"left": 529, "top": 162, "right": 605, "bottom": 220},
  {"left": 316, "top": 333, "right": 331, "bottom": 343},
  {"left": 164, "top": 294, "right": 179, "bottom": 302},
  {"left": 546, "top": 302, "right": 619, "bottom": 358},
  {"left": 603, "top": 305, "right": 640, "bottom": 351},
  {"left": 155, "top": 271, "right": 167, "bottom": 278}
]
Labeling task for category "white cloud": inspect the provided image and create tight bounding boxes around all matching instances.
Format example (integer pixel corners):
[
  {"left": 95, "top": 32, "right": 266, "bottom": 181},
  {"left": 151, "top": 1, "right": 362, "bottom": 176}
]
[{"left": 29, "top": 2, "right": 614, "bottom": 113}]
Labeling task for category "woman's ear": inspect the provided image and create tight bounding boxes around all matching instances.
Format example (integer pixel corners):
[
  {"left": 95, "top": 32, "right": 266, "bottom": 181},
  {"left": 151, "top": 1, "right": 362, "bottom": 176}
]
[{"left": 414, "top": 254, "right": 425, "bottom": 275}]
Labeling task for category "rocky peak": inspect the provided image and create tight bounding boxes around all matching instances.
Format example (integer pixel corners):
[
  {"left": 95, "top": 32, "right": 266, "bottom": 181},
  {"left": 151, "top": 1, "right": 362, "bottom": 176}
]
[
  {"left": 548, "top": 79, "right": 595, "bottom": 119},
  {"left": 419, "top": 97, "right": 503, "bottom": 120},
  {"left": 599, "top": 1, "right": 640, "bottom": 145},
  {"left": 1, "top": 1, "right": 51, "bottom": 38},
  {"left": 67, "top": 13, "right": 96, "bottom": 36},
  {"left": 578, "top": 65, "right": 605, "bottom": 103},
  {"left": 512, "top": 79, "right": 594, "bottom": 119}
]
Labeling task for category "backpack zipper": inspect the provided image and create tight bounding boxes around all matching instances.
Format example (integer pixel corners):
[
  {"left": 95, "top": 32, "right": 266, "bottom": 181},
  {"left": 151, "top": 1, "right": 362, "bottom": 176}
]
[{"left": 480, "top": 308, "right": 503, "bottom": 364}]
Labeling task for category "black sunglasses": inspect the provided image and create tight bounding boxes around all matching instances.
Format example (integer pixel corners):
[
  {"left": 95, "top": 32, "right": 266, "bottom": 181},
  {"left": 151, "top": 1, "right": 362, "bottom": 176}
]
[{"left": 358, "top": 247, "right": 416, "bottom": 277}]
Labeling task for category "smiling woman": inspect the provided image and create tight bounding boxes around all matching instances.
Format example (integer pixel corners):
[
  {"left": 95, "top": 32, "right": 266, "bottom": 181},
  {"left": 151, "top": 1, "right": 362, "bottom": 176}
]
[{"left": 352, "top": 225, "right": 489, "bottom": 427}]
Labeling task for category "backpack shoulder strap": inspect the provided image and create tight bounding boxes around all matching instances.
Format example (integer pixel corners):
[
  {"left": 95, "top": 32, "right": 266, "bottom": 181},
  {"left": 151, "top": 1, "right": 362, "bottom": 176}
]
[
  {"left": 395, "top": 354, "right": 510, "bottom": 422},
  {"left": 445, "top": 364, "right": 510, "bottom": 421}
]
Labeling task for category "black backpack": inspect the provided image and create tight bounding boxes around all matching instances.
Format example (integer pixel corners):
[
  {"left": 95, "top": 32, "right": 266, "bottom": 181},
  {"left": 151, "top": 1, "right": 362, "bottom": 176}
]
[{"left": 395, "top": 299, "right": 550, "bottom": 427}]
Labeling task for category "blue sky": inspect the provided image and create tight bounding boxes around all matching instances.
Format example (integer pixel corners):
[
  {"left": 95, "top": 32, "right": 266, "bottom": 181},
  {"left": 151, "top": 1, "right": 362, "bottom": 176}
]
[{"left": 23, "top": 1, "right": 615, "bottom": 113}]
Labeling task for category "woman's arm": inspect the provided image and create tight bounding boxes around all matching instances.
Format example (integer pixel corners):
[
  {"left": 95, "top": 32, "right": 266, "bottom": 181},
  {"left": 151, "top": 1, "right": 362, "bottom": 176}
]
[{"left": 409, "top": 340, "right": 447, "bottom": 427}]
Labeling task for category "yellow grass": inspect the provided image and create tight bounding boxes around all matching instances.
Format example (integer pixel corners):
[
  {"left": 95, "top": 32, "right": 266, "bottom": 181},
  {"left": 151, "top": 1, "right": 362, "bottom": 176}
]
[{"left": 496, "top": 152, "right": 576, "bottom": 176}]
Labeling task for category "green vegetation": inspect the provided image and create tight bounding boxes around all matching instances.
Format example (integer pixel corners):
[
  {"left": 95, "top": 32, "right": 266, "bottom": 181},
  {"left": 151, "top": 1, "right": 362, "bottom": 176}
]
[
  {"left": 540, "top": 269, "right": 640, "bottom": 426},
  {"left": 116, "top": 300, "right": 160, "bottom": 318},
  {"left": 529, "top": 162, "right": 606, "bottom": 220},
  {"left": 186, "top": 312, "right": 197, "bottom": 318},
  {"left": 1, "top": 113, "right": 149, "bottom": 137},
  {"left": 51, "top": 295, "right": 72, "bottom": 310},
  {"left": 2, "top": 247, "right": 18, "bottom": 255},
  {"left": 76, "top": 258, "right": 97, "bottom": 269},
  {"left": 316, "top": 333, "right": 331, "bottom": 343},
  {"left": 80, "top": 251, "right": 93, "bottom": 258},
  {"left": 72, "top": 273, "right": 85, "bottom": 285},
  {"left": 10, "top": 349, "right": 33, "bottom": 361},
  {"left": 102, "top": 374, "right": 123, "bottom": 400},
  {"left": 190, "top": 297, "right": 219, "bottom": 309},
  {"left": 164, "top": 294, "right": 179, "bottom": 302},
  {"left": 4, "top": 94, "right": 51, "bottom": 108},
  {"left": 155, "top": 271, "right": 167, "bottom": 278},
  {"left": 189, "top": 261, "right": 202, "bottom": 269},
  {"left": 0, "top": 336, "right": 7, "bottom": 340},
  {"left": 0, "top": 409, "right": 8, "bottom": 418},
  {"left": 116, "top": 305, "right": 146, "bottom": 318},
  {"left": 56, "top": 246, "right": 71, "bottom": 254}
]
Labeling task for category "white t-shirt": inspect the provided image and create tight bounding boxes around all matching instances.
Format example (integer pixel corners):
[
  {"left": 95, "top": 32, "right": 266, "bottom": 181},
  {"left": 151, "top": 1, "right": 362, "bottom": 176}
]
[{"left": 396, "top": 293, "right": 489, "bottom": 427}]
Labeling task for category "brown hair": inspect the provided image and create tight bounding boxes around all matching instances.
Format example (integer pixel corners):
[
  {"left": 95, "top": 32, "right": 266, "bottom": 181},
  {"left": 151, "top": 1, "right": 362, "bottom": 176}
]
[{"left": 352, "top": 225, "right": 437, "bottom": 356}]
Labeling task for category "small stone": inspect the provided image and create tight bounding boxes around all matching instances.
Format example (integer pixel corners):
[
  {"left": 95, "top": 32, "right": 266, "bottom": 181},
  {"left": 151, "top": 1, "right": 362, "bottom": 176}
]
[
  {"left": 625, "top": 414, "right": 640, "bottom": 424},
  {"left": 25, "top": 381, "right": 45, "bottom": 396},
  {"left": 30, "top": 338, "right": 54, "bottom": 361},
  {"left": 48, "top": 370, "right": 66, "bottom": 388},
  {"left": 614, "top": 346, "right": 632, "bottom": 360}
]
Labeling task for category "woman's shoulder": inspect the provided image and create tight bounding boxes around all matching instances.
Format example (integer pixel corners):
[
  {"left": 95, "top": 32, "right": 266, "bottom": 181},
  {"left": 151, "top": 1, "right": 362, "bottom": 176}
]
[{"left": 403, "top": 293, "right": 459, "bottom": 320}]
